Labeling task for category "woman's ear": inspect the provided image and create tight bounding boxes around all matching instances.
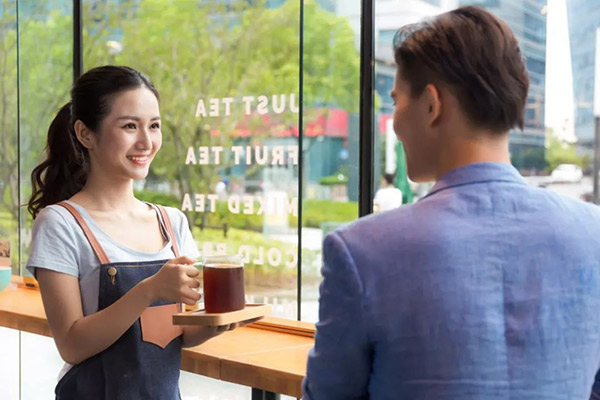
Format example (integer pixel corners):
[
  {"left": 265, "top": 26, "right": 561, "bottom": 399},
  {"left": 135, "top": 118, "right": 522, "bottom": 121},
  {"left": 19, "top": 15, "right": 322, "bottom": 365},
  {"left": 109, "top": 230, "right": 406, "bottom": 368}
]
[
  {"left": 74, "top": 120, "right": 95, "bottom": 150},
  {"left": 423, "top": 83, "right": 442, "bottom": 127}
]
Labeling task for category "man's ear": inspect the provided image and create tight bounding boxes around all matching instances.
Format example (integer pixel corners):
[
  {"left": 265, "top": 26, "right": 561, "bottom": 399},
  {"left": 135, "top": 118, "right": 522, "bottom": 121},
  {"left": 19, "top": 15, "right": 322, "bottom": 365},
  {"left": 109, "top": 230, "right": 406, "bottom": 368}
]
[
  {"left": 423, "top": 83, "right": 442, "bottom": 127},
  {"left": 74, "top": 120, "right": 95, "bottom": 150}
]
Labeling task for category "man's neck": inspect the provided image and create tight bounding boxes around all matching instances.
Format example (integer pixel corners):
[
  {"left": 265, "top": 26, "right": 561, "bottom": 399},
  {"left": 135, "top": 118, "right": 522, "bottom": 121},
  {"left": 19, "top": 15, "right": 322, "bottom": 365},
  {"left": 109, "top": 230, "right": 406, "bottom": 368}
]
[{"left": 435, "top": 131, "right": 511, "bottom": 180}]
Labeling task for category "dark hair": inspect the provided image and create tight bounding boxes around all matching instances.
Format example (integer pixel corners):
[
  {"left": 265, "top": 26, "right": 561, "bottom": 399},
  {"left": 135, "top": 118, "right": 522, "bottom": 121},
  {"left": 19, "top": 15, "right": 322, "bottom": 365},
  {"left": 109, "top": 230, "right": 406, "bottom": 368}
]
[
  {"left": 383, "top": 173, "right": 395, "bottom": 185},
  {"left": 28, "top": 65, "right": 159, "bottom": 218},
  {"left": 393, "top": 6, "right": 529, "bottom": 133}
]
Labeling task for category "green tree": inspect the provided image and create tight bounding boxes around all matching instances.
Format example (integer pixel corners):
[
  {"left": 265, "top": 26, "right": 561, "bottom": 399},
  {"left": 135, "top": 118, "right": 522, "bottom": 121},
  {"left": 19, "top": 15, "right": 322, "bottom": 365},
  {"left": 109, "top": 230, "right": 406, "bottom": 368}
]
[
  {"left": 0, "top": 3, "right": 72, "bottom": 270},
  {"left": 82, "top": 0, "right": 360, "bottom": 199},
  {"left": 545, "top": 128, "right": 589, "bottom": 173},
  {"left": 0, "top": 0, "right": 361, "bottom": 269}
]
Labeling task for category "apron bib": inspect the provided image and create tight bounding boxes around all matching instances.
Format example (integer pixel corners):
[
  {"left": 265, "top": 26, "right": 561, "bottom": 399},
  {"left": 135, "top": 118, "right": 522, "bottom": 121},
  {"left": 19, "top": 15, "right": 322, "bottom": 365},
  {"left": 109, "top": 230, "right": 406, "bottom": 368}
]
[{"left": 54, "top": 202, "right": 184, "bottom": 400}]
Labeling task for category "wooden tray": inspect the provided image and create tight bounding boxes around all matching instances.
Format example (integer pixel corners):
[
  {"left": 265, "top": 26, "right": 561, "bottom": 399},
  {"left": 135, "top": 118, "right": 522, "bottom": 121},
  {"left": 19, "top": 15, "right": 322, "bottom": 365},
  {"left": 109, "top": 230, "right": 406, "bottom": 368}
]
[{"left": 173, "top": 304, "right": 271, "bottom": 326}]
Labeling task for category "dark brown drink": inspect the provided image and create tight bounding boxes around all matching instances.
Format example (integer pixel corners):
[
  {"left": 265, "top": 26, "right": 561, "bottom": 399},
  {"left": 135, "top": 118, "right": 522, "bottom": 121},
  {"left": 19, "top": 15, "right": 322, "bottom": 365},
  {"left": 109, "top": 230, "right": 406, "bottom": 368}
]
[{"left": 203, "top": 264, "right": 245, "bottom": 313}]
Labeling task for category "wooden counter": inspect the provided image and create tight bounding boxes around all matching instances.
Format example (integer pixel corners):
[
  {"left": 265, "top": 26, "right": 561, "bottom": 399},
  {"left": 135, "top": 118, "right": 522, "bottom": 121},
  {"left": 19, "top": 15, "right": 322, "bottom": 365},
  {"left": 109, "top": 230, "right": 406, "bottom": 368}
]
[{"left": 0, "top": 282, "right": 313, "bottom": 398}]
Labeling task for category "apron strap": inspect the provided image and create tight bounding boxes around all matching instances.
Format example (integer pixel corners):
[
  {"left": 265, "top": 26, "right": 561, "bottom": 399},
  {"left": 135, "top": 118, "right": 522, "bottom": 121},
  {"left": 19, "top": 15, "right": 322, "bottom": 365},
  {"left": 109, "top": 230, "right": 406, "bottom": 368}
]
[
  {"left": 154, "top": 205, "right": 181, "bottom": 258},
  {"left": 57, "top": 201, "right": 111, "bottom": 265}
]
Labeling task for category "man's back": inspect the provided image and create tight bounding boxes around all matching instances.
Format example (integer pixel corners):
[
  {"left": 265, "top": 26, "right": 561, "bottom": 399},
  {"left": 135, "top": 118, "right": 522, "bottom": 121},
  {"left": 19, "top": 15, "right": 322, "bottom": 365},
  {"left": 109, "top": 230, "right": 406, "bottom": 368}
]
[{"left": 303, "top": 163, "right": 600, "bottom": 399}]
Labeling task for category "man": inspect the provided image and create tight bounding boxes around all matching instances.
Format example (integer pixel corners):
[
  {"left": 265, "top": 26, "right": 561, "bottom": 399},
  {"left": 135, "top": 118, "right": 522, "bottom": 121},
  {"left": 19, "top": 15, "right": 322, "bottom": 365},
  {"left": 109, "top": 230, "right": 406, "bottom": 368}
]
[{"left": 303, "top": 6, "right": 600, "bottom": 399}]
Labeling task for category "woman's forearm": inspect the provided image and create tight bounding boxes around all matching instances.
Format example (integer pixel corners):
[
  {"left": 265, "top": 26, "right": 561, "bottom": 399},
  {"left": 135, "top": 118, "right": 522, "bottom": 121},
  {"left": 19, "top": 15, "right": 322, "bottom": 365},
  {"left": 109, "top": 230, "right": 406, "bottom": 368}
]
[{"left": 58, "top": 280, "right": 153, "bottom": 364}]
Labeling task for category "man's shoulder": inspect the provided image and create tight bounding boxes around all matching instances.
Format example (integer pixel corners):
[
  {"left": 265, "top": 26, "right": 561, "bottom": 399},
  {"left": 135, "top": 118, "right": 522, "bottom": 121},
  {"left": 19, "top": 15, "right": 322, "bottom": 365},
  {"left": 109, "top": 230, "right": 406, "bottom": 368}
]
[
  {"left": 528, "top": 185, "right": 600, "bottom": 220},
  {"left": 330, "top": 202, "right": 424, "bottom": 258}
]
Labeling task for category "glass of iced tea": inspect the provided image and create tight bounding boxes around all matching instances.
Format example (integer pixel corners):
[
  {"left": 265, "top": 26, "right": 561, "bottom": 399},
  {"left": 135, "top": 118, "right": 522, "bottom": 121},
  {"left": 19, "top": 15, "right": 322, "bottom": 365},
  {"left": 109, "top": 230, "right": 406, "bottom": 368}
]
[{"left": 202, "top": 255, "right": 245, "bottom": 313}]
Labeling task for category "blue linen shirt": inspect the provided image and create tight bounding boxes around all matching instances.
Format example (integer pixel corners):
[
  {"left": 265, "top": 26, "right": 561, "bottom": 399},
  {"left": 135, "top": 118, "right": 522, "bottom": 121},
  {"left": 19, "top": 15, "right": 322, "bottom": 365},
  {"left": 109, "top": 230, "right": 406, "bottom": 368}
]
[{"left": 303, "top": 162, "right": 600, "bottom": 400}]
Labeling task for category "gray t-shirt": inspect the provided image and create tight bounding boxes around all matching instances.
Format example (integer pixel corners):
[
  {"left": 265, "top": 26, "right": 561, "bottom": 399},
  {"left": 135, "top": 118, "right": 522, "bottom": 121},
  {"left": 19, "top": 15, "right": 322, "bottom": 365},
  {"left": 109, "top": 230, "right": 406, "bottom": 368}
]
[{"left": 27, "top": 200, "right": 200, "bottom": 317}]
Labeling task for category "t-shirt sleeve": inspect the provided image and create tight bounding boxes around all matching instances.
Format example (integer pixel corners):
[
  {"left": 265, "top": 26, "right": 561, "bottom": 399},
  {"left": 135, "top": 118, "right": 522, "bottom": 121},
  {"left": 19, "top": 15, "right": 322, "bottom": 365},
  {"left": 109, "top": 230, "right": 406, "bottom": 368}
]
[
  {"left": 169, "top": 207, "right": 200, "bottom": 260},
  {"left": 26, "top": 207, "right": 80, "bottom": 278}
]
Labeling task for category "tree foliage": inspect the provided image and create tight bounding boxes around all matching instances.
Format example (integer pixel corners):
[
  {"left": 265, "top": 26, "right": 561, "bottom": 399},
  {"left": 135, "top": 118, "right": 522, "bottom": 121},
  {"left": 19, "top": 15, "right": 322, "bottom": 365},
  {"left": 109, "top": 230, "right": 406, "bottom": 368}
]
[
  {"left": 0, "top": 0, "right": 361, "bottom": 259},
  {"left": 84, "top": 0, "right": 360, "bottom": 197},
  {"left": 545, "top": 128, "right": 590, "bottom": 173}
]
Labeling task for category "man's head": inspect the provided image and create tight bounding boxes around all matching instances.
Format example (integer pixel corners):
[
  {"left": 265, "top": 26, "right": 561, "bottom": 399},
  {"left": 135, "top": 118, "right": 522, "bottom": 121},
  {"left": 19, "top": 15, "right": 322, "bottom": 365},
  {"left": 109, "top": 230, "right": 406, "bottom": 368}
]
[
  {"left": 391, "top": 6, "right": 529, "bottom": 181},
  {"left": 383, "top": 173, "right": 395, "bottom": 186}
]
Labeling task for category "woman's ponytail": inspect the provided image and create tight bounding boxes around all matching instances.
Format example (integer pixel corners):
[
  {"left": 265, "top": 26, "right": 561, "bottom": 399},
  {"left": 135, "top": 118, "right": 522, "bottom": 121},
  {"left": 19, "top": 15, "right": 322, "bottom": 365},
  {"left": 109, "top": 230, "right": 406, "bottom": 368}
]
[{"left": 27, "top": 102, "right": 89, "bottom": 219}]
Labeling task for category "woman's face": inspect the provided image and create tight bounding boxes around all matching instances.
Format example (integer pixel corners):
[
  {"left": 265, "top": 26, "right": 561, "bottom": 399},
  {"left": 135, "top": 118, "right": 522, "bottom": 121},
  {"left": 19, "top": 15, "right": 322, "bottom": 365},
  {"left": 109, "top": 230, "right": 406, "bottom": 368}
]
[{"left": 89, "top": 87, "right": 162, "bottom": 182}]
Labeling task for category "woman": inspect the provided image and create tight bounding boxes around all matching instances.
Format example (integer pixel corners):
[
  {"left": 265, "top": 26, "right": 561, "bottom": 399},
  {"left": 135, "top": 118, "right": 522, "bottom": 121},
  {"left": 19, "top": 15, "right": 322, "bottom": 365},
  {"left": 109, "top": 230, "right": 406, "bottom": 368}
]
[{"left": 27, "top": 65, "right": 234, "bottom": 399}]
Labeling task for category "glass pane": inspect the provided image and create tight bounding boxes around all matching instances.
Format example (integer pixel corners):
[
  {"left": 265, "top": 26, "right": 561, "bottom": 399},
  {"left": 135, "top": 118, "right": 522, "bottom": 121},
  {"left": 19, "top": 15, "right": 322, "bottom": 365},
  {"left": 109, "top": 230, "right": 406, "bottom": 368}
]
[
  {"left": 18, "top": 0, "right": 73, "bottom": 275},
  {"left": 0, "top": 1, "right": 22, "bottom": 399},
  {"left": 83, "top": 0, "right": 301, "bottom": 395},
  {"left": 17, "top": 0, "right": 73, "bottom": 398},
  {"left": 83, "top": 0, "right": 302, "bottom": 320},
  {"left": 300, "top": 1, "right": 361, "bottom": 322},
  {"left": 372, "top": 1, "right": 558, "bottom": 202},
  {"left": 0, "top": 0, "right": 18, "bottom": 276}
]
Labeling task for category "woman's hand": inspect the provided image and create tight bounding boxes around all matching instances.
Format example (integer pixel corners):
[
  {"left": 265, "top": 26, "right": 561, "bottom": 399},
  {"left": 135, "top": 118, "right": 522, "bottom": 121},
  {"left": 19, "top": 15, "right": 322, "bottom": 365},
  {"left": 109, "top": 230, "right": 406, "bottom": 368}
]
[
  {"left": 144, "top": 256, "right": 201, "bottom": 305},
  {"left": 182, "top": 317, "right": 264, "bottom": 348}
]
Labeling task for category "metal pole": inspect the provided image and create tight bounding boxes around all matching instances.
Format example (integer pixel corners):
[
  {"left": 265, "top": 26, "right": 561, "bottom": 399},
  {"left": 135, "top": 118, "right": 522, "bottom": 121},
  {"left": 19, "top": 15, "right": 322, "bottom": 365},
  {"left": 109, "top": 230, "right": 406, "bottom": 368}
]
[
  {"left": 359, "top": 0, "right": 374, "bottom": 217},
  {"left": 594, "top": 28, "right": 600, "bottom": 203},
  {"left": 594, "top": 117, "right": 600, "bottom": 204},
  {"left": 73, "top": 0, "right": 83, "bottom": 81},
  {"left": 296, "top": 0, "right": 304, "bottom": 321}
]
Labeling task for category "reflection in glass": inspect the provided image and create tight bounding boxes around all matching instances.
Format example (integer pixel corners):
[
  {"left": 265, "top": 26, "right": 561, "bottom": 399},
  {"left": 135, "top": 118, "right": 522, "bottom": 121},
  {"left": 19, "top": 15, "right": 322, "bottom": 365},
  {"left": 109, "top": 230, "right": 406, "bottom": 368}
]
[
  {"left": 0, "top": 0, "right": 18, "bottom": 276},
  {"left": 301, "top": 1, "right": 361, "bottom": 321},
  {"left": 16, "top": 1, "right": 74, "bottom": 398},
  {"left": 18, "top": 0, "right": 73, "bottom": 275}
]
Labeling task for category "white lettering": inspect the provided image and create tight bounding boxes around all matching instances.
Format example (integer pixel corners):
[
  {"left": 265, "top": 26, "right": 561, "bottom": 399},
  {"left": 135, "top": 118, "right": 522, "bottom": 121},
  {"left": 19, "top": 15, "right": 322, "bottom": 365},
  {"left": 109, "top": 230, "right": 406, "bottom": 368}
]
[
  {"left": 285, "top": 197, "right": 298, "bottom": 217},
  {"left": 271, "top": 146, "right": 284, "bottom": 165},
  {"left": 267, "top": 247, "right": 282, "bottom": 267},
  {"left": 198, "top": 146, "right": 209, "bottom": 164},
  {"left": 285, "top": 249, "right": 297, "bottom": 268},
  {"left": 272, "top": 94, "right": 286, "bottom": 114},
  {"left": 222, "top": 97, "right": 234, "bottom": 116},
  {"left": 242, "top": 195, "right": 253, "bottom": 215},
  {"left": 238, "top": 245, "right": 251, "bottom": 264},
  {"left": 242, "top": 96, "right": 254, "bottom": 115},
  {"left": 209, "top": 98, "right": 219, "bottom": 117},
  {"left": 254, "top": 146, "right": 268, "bottom": 165},
  {"left": 207, "top": 194, "right": 218, "bottom": 212},
  {"left": 231, "top": 146, "right": 243, "bottom": 164},
  {"left": 228, "top": 195, "right": 240, "bottom": 214},
  {"left": 246, "top": 146, "right": 252, "bottom": 166},
  {"left": 181, "top": 193, "right": 193, "bottom": 212},
  {"left": 257, "top": 95, "right": 269, "bottom": 115},
  {"left": 195, "top": 99, "right": 207, "bottom": 117},
  {"left": 287, "top": 145, "right": 299, "bottom": 165},
  {"left": 185, "top": 146, "right": 196, "bottom": 165},
  {"left": 255, "top": 246, "right": 264, "bottom": 265},
  {"left": 194, "top": 194, "right": 205, "bottom": 212},
  {"left": 290, "top": 93, "right": 299, "bottom": 113},
  {"left": 211, "top": 146, "right": 223, "bottom": 164}
]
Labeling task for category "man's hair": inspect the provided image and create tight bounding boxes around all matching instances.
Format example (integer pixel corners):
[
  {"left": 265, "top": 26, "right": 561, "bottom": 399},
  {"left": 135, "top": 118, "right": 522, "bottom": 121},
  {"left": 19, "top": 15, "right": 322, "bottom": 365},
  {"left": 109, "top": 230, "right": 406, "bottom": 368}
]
[
  {"left": 393, "top": 6, "right": 529, "bottom": 133},
  {"left": 383, "top": 173, "right": 395, "bottom": 185}
]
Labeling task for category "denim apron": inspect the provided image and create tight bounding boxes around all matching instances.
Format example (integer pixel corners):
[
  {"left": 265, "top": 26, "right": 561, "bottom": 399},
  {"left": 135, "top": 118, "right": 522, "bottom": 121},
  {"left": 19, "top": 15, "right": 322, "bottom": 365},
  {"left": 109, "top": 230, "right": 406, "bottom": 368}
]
[{"left": 54, "top": 201, "right": 185, "bottom": 400}]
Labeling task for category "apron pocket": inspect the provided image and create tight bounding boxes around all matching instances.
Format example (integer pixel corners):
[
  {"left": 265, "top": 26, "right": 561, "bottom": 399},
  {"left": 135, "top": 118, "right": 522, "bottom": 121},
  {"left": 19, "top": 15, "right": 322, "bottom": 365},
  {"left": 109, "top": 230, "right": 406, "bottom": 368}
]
[{"left": 140, "top": 303, "right": 184, "bottom": 348}]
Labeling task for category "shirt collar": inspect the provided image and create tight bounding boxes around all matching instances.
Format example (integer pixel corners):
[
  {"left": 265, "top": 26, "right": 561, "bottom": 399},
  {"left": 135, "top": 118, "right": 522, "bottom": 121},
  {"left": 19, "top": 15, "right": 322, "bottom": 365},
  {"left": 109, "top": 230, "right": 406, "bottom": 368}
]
[{"left": 423, "top": 162, "right": 527, "bottom": 199}]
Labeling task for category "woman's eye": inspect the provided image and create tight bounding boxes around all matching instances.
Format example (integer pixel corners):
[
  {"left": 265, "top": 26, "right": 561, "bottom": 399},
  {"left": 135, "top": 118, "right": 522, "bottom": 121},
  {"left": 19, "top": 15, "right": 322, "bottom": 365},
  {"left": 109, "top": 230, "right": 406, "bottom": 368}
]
[
  {"left": 150, "top": 123, "right": 160, "bottom": 129},
  {"left": 123, "top": 123, "right": 136, "bottom": 129}
]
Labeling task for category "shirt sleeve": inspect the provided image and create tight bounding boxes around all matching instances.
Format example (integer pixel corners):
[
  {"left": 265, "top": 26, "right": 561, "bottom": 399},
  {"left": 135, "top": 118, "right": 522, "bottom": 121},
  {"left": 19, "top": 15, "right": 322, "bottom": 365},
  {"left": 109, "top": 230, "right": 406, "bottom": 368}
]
[
  {"left": 170, "top": 208, "right": 200, "bottom": 260},
  {"left": 373, "top": 189, "right": 382, "bottom": 204},
  {"left": 302, "top": 231, "right": 372, "bottom": 400},
  {"left": 26, "top": 207, "right": 80, "bottom": 278}
]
